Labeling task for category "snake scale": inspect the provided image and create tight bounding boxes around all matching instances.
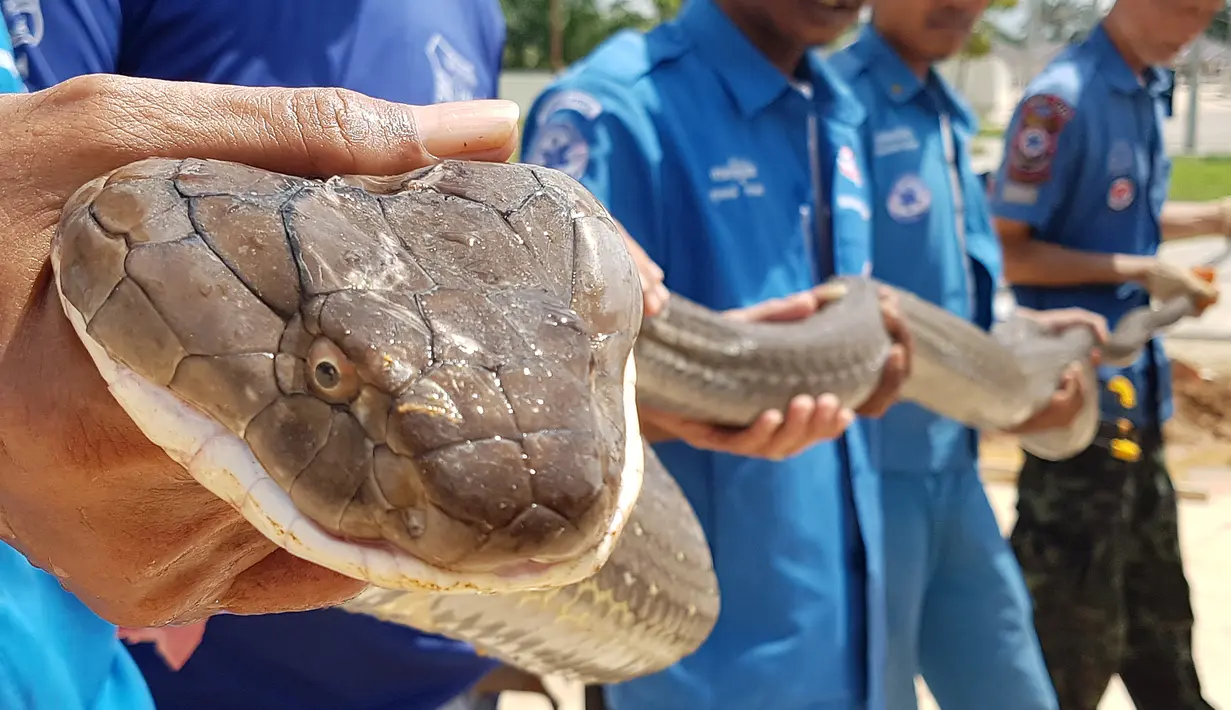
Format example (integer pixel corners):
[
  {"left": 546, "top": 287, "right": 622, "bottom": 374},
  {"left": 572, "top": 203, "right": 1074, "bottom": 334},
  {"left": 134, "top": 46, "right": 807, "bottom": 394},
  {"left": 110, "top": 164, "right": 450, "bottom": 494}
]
[{"left": 49, "top": 157, "right": 1201, "bottom": 684}]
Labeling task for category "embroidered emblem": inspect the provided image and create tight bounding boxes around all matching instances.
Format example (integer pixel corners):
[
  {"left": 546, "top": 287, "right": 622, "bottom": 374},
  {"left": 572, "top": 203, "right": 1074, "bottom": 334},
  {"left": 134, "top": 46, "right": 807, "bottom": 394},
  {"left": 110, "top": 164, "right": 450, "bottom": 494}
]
[
  {"left": 534, "top": 90, "right": 603, "bottom": 124},
  {"left": 425, "top": 33, "right": 479, "bottom": 104},
  {"left": 1007, "top": 93, "right": 1073, "bottom": 184},
  {"left": 837, "top": 146, "right": 861, "bottom": 186},
  {"left": 524, "top": 121, "right": 590, "bottom": 181},
  {"left": 887, "top": 174, "right": 932, "bottom": 223},
  {"left": 1107, "top": 177, "right": 1136, "bottom": 211}
]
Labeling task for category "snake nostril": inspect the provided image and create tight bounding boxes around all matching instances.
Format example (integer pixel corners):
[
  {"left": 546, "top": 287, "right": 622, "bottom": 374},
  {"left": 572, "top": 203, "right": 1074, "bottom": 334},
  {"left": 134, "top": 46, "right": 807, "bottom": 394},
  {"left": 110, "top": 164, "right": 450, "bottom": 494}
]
[{"left": 402, "top": 508, "right": 427, "bottom": 539}]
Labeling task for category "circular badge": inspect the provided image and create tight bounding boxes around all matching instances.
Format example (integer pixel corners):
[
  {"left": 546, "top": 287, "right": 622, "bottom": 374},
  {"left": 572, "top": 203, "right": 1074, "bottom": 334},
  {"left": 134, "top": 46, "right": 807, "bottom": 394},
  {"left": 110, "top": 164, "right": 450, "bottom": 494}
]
[
  {"left": 1107, "top": 177, "right": 1136, "bottom": 211},
  {"left": 887, "top": 174, "right": 932, "bottom": 223},
  {"left": 524, "top": 121, "right": 590, "bottom": 180},
  {"left": 1015, "top": 127, "right": 1051, "bottom": 160}
]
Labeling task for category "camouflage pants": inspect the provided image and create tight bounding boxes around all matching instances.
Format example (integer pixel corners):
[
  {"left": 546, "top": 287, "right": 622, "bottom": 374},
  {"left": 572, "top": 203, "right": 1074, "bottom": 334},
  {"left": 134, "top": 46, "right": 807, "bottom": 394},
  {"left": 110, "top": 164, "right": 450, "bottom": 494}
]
[{"left": 1009, "top": 430, "right": 1215, "bottom": 710}]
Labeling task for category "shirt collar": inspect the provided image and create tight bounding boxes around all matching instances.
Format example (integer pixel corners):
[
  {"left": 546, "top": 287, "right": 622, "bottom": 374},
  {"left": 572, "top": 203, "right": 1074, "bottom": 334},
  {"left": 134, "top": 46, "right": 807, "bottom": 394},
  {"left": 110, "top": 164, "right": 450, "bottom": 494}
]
[
  {"left": 676, "top": 0, "right": 793, "bottom": 117},
  {"left": 675, "top": 0, "right": 862, "bottom": 125},
  {"left": 849, "top": 23, "right": 976, "bottom": 129},
  {"left": 1087, "top": 23, "right": 1170, "bottom": 97}
]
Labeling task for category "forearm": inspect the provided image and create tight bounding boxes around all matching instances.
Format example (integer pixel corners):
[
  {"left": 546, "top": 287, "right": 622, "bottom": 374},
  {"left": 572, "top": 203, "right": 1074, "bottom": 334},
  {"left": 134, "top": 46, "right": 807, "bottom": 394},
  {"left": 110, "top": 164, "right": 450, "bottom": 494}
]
[
  {"left": 1160, "top": 200, "right": 1228, "bottom": 241},
  {"left": 1001, "top": 239, "right": 1151, "bottom": 288}
]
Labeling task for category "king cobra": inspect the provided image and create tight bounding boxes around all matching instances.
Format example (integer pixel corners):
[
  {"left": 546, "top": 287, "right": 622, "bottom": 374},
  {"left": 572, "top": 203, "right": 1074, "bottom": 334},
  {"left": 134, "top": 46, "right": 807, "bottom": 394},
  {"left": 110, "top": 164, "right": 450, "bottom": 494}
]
[{"left": 50, "top": 157, "right": 1203, "bottom": 684}]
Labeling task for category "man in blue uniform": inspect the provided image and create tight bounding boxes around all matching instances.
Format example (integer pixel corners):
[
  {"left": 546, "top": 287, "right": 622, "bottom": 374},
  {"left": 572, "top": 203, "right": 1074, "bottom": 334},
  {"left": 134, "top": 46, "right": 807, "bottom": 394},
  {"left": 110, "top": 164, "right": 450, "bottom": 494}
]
[
  {"left": 4, "top": 2, "right": 514, "bottom": 708},
  {"left": 990, "top": 1, "right": 1225, "bottom": 708},
  {"left": 521, "top": 1, "right": 916, "bottom": 708},
  {"left": 831, "top": 4, "right": 1114, "bottom": 708}
]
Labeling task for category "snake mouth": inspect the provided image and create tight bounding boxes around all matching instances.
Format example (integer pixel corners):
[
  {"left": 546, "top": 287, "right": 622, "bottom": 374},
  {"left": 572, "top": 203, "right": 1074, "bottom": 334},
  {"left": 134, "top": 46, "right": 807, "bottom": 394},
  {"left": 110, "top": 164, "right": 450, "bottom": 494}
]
[{"left": 51, "top": 237, "right": 646, "bottom": 595}]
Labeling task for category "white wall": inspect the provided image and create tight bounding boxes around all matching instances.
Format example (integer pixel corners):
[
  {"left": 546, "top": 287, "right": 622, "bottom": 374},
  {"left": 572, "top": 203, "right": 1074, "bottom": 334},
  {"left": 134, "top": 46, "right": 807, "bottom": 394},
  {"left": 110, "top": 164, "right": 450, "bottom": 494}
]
[
  {"left": 937, "top": 55, "right": 1017, "bottom": 129},
  {"left": 498, "top": 71, "right": 555, "bottom": 119}
]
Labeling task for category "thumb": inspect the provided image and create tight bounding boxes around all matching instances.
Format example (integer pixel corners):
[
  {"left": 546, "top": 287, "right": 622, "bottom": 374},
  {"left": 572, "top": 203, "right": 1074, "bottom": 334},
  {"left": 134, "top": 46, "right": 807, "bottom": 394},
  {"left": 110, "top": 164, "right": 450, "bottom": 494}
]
[{"left": 28, "top": 75, "right": 521, "bottom": 197}]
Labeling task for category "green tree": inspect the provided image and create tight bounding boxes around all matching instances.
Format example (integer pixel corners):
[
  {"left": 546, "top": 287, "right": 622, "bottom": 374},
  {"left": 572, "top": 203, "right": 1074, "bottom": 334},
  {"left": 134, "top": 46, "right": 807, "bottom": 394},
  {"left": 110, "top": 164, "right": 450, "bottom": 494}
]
[
  {"left": 961, "top": 0, "right": 1019, "bottom": 58},
  {"left": 500, "top": 0, "right": 678, "bottom": 70}
]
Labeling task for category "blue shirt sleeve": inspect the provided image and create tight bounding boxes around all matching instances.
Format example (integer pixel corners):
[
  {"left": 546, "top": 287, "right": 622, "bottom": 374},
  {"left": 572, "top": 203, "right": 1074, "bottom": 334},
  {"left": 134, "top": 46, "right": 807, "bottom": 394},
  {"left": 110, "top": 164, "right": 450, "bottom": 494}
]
[
  {"left": 520, "top": 79, "right": 668, "bottom": 271},
  {"left": 989, "top": 88, "right": 1085, "bottom": 231},
  {"left": 3, "top": 0, "right": 122, "bottom": 90},
  {"left": 0, "top": 21, "right": 24, "bottom": 92},
  {"left": 482, "top": 0, "right": 505, "bottom": 98}
]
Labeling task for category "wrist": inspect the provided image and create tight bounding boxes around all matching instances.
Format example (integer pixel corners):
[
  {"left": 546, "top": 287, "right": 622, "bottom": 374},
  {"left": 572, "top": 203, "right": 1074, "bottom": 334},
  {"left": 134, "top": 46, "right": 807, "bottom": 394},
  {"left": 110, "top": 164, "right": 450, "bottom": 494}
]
[
  {"left": 1219, "top": 198, "right": 1231, "bottom": 236},
  {"left": 1112, "top": 254, "right": 1154, "bottom": 283}
]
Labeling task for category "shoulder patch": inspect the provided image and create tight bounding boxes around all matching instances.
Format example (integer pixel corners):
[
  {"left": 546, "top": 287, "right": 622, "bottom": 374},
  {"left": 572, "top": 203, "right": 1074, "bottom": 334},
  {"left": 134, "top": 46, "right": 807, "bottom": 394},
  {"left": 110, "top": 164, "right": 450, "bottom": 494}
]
[
  {"left": 837, "top": 146, "right": 862, "bottom": 186},
  {"left": 1006, "top": 93, "right": 1074, "bottom": 185},
  {"left": 534, "top": 89, "right": 604, "bottom": 125},
  {"left": 524, "top": 121, "right": 591, "bottom": 181}
]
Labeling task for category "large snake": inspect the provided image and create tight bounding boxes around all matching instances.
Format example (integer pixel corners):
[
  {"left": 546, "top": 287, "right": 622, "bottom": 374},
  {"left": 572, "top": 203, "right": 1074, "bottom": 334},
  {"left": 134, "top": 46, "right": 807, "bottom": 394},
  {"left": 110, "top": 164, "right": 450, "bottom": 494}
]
[{"left": 49, "top": 157, "right": 1202, "bottom": 685}]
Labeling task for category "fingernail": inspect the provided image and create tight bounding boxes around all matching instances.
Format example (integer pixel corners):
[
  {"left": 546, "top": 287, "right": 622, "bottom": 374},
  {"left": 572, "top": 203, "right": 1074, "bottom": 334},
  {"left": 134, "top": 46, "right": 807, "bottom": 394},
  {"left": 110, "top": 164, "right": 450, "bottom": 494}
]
[
  {"left": 414, "top": 100, "right": 521, "bottom": 158},
  {"left": 655, "top": 283, "right": 669, "bottom": 305}
]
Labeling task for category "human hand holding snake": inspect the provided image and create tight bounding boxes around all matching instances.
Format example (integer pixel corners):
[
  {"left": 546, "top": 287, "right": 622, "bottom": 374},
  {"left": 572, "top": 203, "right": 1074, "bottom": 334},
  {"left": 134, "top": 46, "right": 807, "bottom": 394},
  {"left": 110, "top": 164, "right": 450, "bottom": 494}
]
[{"left": 0, "top": 75, "right": 521, "bottom": 627}]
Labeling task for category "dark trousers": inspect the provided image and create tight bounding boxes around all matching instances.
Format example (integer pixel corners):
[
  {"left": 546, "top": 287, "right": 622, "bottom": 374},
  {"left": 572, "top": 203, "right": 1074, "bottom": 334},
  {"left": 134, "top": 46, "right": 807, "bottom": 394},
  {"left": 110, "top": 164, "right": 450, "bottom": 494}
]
[
  {"left": 1009, "top": 428, "right": 1214, "bottom": 710},
  {"left": 584, "top": 685, "right": 607, "bottom": 710}
]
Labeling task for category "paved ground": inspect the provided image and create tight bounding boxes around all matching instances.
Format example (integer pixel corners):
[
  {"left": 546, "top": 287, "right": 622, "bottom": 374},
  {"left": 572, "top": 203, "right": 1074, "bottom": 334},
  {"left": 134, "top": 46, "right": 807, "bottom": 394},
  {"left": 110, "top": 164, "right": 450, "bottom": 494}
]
[{"left": 495, "top": 477, "right": 1231, "bottom": 710}]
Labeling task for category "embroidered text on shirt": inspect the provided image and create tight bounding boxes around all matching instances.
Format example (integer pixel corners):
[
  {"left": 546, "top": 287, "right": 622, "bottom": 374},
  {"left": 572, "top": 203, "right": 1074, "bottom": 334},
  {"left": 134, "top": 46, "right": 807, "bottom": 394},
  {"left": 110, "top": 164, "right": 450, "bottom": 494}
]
[{"left": 873, "top": 127, "right": 921, "bottom": 157}]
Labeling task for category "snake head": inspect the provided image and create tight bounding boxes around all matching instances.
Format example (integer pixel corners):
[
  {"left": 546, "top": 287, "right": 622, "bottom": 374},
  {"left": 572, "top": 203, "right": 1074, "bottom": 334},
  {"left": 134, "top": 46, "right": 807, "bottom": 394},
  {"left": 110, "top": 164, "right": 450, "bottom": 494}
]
[{"left": 51, "top": 157, "right": 645, "bottom": 594}]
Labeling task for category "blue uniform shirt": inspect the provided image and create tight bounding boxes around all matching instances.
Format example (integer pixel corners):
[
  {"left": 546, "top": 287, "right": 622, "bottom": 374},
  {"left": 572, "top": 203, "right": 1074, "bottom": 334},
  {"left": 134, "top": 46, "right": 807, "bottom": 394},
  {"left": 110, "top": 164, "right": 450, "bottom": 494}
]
[
  {"left": 7, "top": 0, "right": 504, "bottom": 104},
  {"left": 522, "top": 2, "right": 885, "bottom": 709},
  {"left": 832, "top": 25, "right": 1003, "bottom": 476},
  {"left": 0, "top": 22, "right": 21, "bottom": 91},
  {"left": 0, "top": 543, "right": 156, "bottom": 710},
  {"left": 1, "top": 27, "right": 151, "bottom": 710},
  {"left": 990, "top": 23, "right": 1174, "bottom": 427},
  {"left": 5, "top": 2, "right": 505, "bottom": 709}
]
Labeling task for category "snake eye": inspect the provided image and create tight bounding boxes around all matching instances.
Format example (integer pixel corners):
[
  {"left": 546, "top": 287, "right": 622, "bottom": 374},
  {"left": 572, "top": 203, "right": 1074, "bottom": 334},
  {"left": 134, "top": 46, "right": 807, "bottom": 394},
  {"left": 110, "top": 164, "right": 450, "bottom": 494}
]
[{"left": 307, "top": 338, "right": 361, "bottom": 403}]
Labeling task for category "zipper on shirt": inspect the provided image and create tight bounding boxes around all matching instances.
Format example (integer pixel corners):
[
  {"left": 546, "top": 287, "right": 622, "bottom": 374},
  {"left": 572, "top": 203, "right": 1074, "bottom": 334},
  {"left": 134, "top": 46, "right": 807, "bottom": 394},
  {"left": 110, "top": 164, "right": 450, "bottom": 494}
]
[
  {"left": 805, "top": 92, "right": 834, "bottom": 281},
  {"left": 939, "top": 110, "right": 976, "bottom": 318}
]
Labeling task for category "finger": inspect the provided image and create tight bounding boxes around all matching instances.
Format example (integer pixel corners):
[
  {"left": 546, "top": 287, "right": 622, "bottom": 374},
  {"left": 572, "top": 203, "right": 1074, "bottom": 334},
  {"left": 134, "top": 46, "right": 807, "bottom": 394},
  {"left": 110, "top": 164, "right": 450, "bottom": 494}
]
[
  {"left": 716, "top": 409, "right": 783, "bottom": 452},
  {"left": 39, "top": 75, "right": 521, "bottom": 189},
  {"left": 812, "top": 394, "right": 854, "bottom": 439},
  {"left": 812, "top": 282, "right": 850, "bottom": 306},
  {"left": 643, "top": 284, "right": 670, "bottom": 318},
  {"left": 1054, "top": 368, "right": 1081, "bottom": 402},
  {"left": 727, "top": 291, "right": 817, "bottom": 323},
  {"left": 880, "top": 305, "right": 913, "bottom": 379},
  {"left": 621, "top": 229, "right": 665, "bottom": 282},
  {"left": 857, "top": 344, "right": 907, "bottom": 416},
  {"left": 761, "top": 395, "right": 818, "bottom": 458}
]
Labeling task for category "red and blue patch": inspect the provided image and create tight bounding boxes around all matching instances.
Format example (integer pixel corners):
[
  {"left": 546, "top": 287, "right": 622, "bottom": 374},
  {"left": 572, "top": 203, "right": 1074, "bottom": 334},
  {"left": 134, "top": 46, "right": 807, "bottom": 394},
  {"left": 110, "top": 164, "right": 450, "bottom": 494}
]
[{"left": 1006, "top": 93, "right": 1074, "bottom": 185}]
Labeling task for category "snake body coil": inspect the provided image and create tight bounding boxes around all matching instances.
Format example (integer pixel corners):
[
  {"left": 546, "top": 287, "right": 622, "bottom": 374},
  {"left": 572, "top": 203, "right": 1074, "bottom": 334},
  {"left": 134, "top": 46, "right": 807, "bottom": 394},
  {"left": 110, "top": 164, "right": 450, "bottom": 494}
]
[{"left": 50, "top": 158, "right": 1198, "bottom": 684}]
